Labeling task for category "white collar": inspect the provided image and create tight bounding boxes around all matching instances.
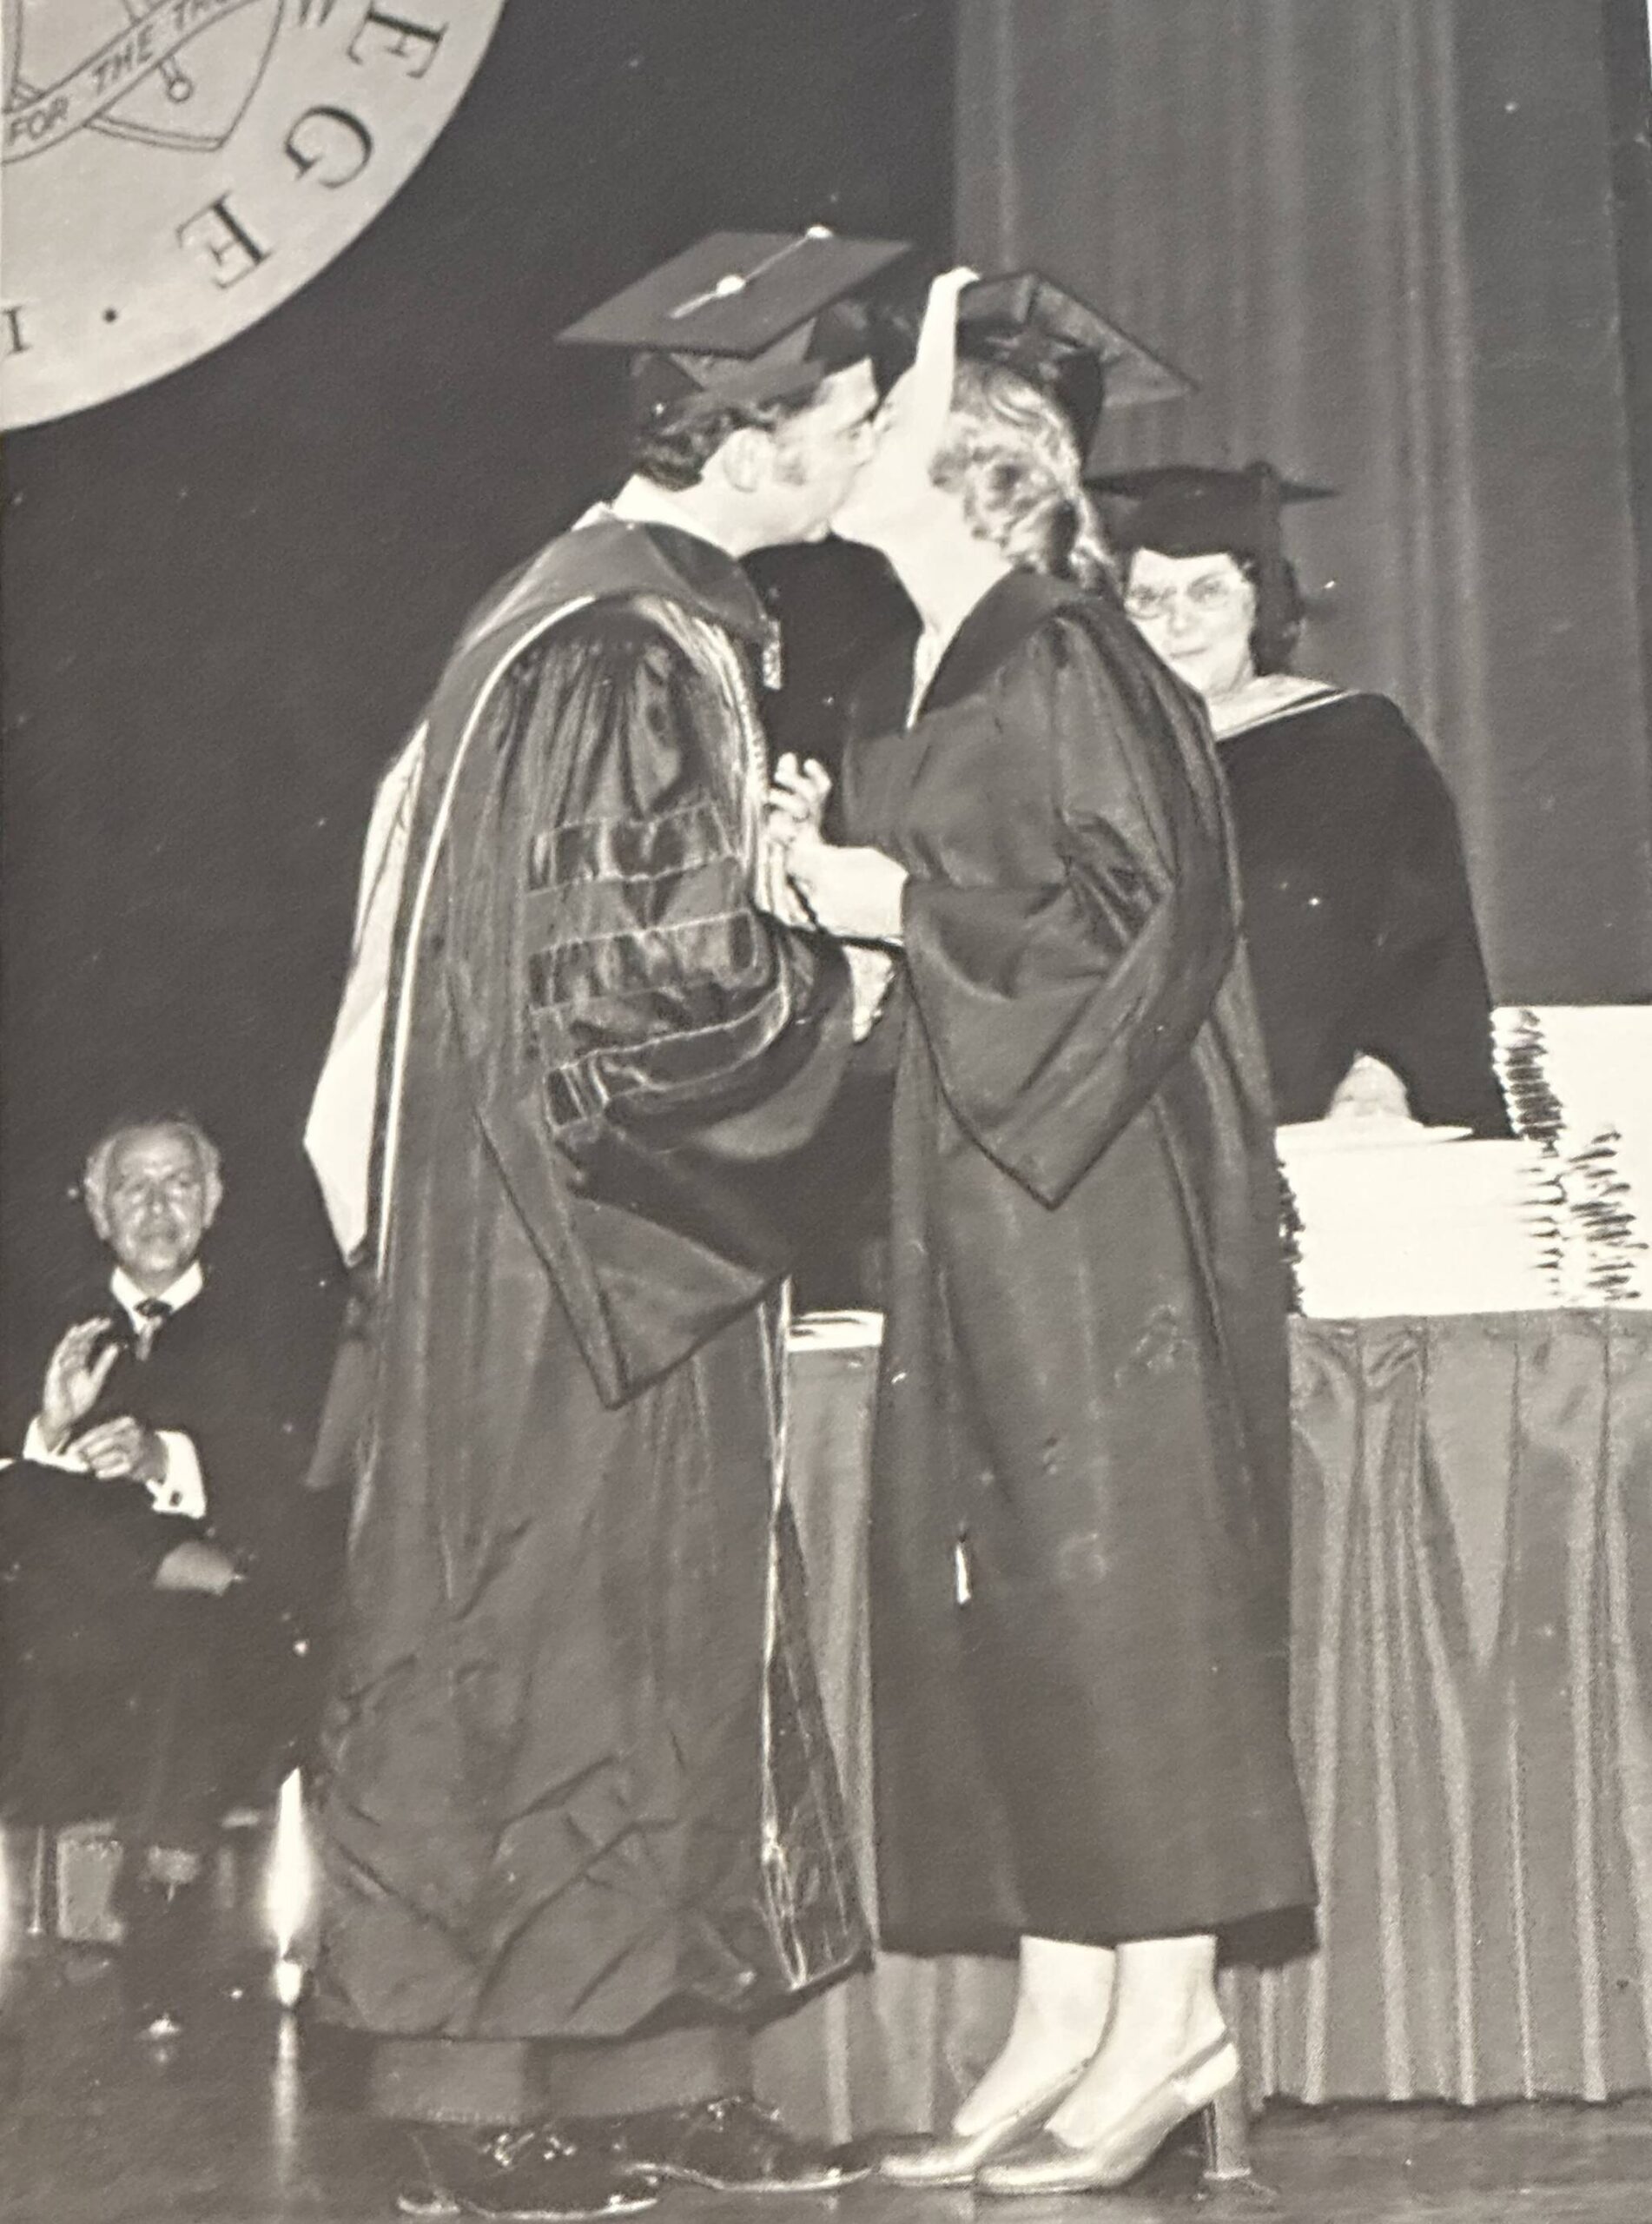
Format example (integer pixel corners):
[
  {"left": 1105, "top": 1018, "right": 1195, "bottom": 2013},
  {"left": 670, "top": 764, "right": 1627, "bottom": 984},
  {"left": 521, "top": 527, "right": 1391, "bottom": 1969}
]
[
  {"left": 598, "top": 479, "right": 741, "bottom": 562},
  {"left": 1203, "top": 673, "right": 1339, "bottom": 740},
  {"left": 109, "top": 1261, "right": 204, "bottom": 1323}
]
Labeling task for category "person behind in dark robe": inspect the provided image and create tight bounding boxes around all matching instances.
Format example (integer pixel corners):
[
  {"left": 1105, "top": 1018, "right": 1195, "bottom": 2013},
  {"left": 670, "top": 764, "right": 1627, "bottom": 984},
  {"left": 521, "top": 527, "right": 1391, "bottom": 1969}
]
[
  {"left": 301, "top": 230, "right": 909, "bottom": 2224},
  {"left": 1095, "top": 461, "right": 1510, "bottom": 1135},
  {"left": 0, "top": 1115, "right": 333, "bottom": 2040},
  {"left": 765, "top": 275, "right": 1315, "bottom": 2198}
]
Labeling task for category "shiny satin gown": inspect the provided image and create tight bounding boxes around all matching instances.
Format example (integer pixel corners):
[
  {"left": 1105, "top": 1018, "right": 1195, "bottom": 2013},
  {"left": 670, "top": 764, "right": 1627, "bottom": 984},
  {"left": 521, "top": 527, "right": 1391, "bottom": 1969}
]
[{"left": 839, "top": 571, "right": 1315, "bottom": 1949}]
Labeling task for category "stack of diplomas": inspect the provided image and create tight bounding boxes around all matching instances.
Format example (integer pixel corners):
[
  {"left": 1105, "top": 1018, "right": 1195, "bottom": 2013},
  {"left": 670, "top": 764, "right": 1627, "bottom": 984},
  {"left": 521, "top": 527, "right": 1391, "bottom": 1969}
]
[
  {"left": 1493, "top": 1005, "right": 1652, "bottom": 1307},
  {"left": 1280, "top": 1007, "right": 1651, "bottom": 1316},
  {"left": 1278, "top": 1120, "right": 1557, "bottom": 1316}
]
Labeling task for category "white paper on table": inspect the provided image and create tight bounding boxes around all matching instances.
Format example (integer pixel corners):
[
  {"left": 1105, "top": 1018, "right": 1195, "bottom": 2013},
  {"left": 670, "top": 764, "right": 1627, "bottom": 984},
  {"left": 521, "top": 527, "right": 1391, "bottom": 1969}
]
[{"left": 788, "top": 1310, "right": 885, "bottom": 1349}]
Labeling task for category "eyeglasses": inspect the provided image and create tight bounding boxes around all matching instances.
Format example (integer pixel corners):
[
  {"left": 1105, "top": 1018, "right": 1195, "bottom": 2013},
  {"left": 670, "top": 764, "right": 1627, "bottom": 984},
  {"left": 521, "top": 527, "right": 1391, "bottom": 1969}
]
[{"left": 1122, "top": 575, "right": 1248, "bottom": 623}]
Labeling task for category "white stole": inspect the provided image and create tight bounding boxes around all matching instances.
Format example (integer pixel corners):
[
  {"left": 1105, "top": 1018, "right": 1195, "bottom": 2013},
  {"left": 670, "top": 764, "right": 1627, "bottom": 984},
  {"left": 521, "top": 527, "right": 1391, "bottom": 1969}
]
[{"left": 304, "top": 727, "right": 426, "bottom": 1261}]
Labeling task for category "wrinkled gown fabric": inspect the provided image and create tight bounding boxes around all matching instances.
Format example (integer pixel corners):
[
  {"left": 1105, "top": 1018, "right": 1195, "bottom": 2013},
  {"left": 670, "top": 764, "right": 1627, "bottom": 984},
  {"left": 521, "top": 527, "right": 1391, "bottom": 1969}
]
[
  {"left": 839, "top": 573, "right": 1315, "bottom": 1949},
  {"left": 314, "top": 520, "right": 867, "bottom": 2041}
]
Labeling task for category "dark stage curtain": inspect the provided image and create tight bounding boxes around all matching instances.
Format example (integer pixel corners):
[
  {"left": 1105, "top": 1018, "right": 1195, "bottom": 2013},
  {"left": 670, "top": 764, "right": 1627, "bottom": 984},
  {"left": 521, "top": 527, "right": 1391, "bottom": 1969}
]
[
  {"left": 1252, "top": 1313, "right": 1652, "bottom": 2106},
  {"left": 956, "top": 0, "right": 1652, "bottom": 1003}
]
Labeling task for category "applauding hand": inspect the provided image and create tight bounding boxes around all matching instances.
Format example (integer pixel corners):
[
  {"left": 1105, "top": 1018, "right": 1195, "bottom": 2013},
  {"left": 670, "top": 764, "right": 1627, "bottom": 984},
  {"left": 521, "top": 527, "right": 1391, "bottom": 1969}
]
[
  {"left": 39, "top": 1318, "right": 121, "bottom": 1453},
  {"left": 72, "top": 1413, "right": 169, "bottom": 1486}
]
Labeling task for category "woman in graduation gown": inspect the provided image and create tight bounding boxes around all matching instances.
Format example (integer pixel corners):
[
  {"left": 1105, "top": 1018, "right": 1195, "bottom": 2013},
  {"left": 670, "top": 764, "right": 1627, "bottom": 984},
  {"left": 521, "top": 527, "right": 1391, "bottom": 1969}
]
[
  {"left": 770, "top": 280, "right": 1314, "bottom": 2195},
  {"left": 1100, "top": 462, "right": 1509, "bottom": 1135}
]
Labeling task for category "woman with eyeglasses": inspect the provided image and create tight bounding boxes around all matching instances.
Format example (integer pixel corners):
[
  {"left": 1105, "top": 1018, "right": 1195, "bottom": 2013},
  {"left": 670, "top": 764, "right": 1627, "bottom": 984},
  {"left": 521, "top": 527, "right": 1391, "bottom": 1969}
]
[
  {"left": 764, "top": 282, "right": 1314, "bottom": 2197},
  {"left": 1102, "top": 463, "right": 1507, "bottom": 1135}
]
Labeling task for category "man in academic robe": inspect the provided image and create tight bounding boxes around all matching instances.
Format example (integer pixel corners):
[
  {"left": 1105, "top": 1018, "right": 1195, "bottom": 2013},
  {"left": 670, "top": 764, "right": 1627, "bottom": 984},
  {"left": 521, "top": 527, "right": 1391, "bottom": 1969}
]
[
  {"left": 302, "top": 232, "right": 904, "bottom": 2220},
  {"left": 0, "top": 1115, "right": 334, "bottom": 2036}
]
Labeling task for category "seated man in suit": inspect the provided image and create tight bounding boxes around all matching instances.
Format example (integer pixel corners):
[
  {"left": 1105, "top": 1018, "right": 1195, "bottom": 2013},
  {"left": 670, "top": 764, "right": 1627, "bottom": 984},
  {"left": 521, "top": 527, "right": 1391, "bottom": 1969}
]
[{"left": 0, "top": 1114, "right": 336, "bottom": 2036}]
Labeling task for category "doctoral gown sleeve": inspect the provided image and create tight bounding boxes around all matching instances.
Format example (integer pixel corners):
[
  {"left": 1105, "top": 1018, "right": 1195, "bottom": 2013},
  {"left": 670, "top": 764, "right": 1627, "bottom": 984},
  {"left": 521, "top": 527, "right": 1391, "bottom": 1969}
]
[
  {"left": 1356, "top": 707, "right": 1510, "bottom": 1135},
  {"left": 902, "top": 611, "right": 1239, "bottom": 1208},
  {"left": 445, "top": 600, "right": 854, "bottom": 1346}
]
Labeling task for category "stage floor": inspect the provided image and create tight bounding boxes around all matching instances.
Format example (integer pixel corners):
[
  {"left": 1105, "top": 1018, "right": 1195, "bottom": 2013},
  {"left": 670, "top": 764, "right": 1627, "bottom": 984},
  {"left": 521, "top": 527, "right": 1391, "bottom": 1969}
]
[{"left": 3, "top": 1943, "right": 1652, "bottom": 2223}]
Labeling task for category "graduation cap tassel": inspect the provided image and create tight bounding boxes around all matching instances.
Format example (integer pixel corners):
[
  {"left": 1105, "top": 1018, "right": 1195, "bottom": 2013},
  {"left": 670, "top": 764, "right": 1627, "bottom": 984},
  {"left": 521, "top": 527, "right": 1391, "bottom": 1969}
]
[{"left": 668, "top": 227, "right": 837, "bottom": 322}]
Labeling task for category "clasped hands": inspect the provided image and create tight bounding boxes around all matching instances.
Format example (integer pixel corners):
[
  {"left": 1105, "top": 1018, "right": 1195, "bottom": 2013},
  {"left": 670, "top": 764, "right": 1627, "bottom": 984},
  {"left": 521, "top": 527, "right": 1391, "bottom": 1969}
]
[
  {"left": 39, "top": 1316, "right": 168, "bottom": 1485},
  {"left": 760, "top": 752, "right": 908, "bottom": 942},
  {"left": 758, "top": 754, "right": 904, "bottom": 1040}
]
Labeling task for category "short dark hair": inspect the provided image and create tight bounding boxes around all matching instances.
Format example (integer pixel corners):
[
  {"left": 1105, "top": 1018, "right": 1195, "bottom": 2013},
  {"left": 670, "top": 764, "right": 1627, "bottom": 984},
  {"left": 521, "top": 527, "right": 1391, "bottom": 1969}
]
[
  {"left": 631, "top": 381, "right": 832, "bottom": 493},
  {"left": 1232, "top": 551, "right": 1305, "bottom": 675},
  {"left": 1120, "top": 542, "right": 1306, "bottom": 676}
]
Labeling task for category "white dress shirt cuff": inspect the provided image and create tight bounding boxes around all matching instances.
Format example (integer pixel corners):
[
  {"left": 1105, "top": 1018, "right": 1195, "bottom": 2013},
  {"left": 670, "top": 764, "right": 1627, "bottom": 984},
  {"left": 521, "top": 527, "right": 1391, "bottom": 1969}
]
[
  {"left": 149, "top": 1431, "right": 208, "bottom": 1519},
  {"left": 20, "top": 1420, "right": 206, "bottom": 1519},
  {"left": 22, "top": 1418, "right": 86, "bottom": 1472}
]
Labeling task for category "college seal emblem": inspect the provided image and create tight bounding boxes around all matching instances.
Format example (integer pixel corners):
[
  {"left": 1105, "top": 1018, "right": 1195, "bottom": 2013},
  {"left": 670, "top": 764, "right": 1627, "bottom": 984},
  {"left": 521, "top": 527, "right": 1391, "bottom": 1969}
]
[{"left": 1, "top": 0, "right": 506, "bottom": 427}]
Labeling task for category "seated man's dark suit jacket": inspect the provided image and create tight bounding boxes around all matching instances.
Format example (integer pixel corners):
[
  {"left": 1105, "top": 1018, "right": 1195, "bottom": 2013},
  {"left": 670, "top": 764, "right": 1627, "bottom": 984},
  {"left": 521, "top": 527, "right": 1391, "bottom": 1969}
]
[{"left": 0, "top": 1268, "right": 341, "bottom": 1837}]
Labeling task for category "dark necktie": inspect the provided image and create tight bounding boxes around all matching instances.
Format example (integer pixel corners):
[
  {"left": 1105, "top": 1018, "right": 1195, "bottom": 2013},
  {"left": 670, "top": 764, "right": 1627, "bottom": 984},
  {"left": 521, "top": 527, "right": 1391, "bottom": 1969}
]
[{"left": 133, "top": 1297, "right": 171, "bottom": 1356}]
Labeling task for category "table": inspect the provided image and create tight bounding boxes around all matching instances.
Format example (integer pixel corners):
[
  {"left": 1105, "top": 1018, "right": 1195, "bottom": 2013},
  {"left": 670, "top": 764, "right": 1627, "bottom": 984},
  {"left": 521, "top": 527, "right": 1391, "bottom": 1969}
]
[{"left": 754, "top": 1314, "right": 1652, "bottom": 2135}]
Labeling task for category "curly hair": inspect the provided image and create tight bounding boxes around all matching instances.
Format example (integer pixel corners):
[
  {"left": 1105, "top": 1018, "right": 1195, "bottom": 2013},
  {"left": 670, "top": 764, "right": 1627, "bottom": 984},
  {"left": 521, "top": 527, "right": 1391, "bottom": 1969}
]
[
  {"left": 929, "top": 359, "right": 1113, "bottom": 590},
  {"left": 631, "top": 380, "right": 827, "bottom": 493}
]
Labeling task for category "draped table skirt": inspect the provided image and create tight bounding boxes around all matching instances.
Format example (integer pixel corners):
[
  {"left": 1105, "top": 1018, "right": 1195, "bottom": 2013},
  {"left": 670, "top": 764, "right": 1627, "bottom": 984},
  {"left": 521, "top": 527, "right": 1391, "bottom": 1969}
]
[{"left": 754, "top": 1314, "right": 1652, "bottom": 2132}]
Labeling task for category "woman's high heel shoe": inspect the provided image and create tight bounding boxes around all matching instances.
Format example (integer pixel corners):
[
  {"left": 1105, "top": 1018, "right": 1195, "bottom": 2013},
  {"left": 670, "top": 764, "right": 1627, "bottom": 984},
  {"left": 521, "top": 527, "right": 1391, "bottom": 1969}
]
[
  {"left": 975, "top": 2031, "right": 1239, "bottom": 2197},
  {"left": 876, "top": 2058, "right": 1092, "bottom": 2188}
]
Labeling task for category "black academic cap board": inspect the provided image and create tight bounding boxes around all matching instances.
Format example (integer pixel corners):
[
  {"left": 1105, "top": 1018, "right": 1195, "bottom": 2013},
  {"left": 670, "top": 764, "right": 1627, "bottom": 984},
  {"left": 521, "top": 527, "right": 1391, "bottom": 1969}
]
[
  {"left": 1089, "top": 462, "right": 1336, "bottom": 561},
  {"left": 952, "top": 272, "right": 1193, "bottom": 458},
  {"left": 558, "top": 228, "right": 911, "bottom": 424}
]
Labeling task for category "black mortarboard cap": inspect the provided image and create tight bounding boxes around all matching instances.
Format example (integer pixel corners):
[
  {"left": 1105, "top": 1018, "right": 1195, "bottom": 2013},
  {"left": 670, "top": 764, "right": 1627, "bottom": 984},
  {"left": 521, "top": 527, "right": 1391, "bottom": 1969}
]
[
  {"left": 1088, "top": 462, "right": 1336, "bottom": 563},
  {"left": 558, "top": 228, "right": 910, "bottom": 426},
  {"left": 955, "top": 272, "right": 1193, "bottom": 457}
]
